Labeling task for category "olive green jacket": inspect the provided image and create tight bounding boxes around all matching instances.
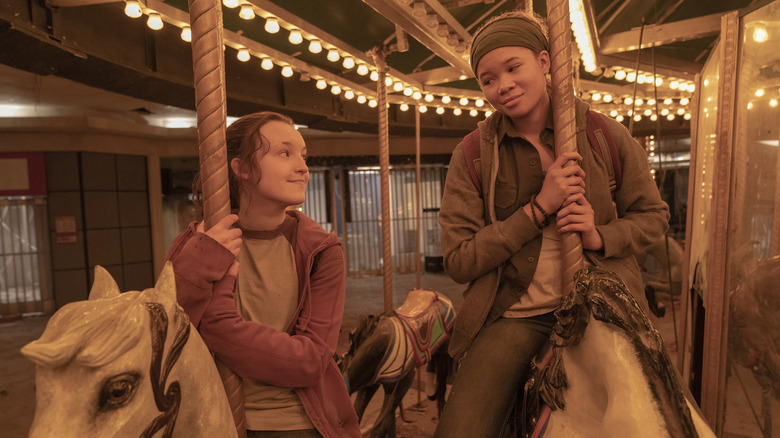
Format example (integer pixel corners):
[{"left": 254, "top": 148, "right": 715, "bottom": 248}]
[{"left": 439, "top": 98, "right": 670, "bottom": 360}]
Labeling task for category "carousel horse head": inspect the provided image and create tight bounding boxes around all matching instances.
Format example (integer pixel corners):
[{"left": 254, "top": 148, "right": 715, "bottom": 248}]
[
  {"left": 21, "top": 263, "right": 237, "bottom": 438},
  {"left": 529, "top": 265, "right": 715, "bottom": 438}
]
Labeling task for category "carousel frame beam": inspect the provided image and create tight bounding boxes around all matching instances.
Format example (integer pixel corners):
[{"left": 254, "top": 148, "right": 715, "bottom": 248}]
[
  {"left": 599, "top": 12, "right": 724, "bottom": 54},
  {"left": 599, "top": 53, "right": 699, "bottom": 80},
  {"left": 361, "top": 0, "right": 473, "bottom": 75}
]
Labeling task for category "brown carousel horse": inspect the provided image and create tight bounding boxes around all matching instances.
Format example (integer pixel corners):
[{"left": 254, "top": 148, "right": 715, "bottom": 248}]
[
  {"left": 20, "top": 264, "right": 237, "bottom": 438},
  {"left": 518, "top": 266, "right": 715, "bottom": 438},
  {"left": 339, "top": 289, "right": 455, "bottom": 438}
]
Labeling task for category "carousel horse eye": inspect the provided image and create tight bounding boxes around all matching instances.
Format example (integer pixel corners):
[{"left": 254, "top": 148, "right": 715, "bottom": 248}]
[{"left": 99, "top": 372, "right": 141, "bottom": 412}]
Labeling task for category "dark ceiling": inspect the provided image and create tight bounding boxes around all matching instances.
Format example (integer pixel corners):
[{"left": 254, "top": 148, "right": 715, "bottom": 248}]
[{"left": 0, "top": 0, "right": 767, "bottom": 138}]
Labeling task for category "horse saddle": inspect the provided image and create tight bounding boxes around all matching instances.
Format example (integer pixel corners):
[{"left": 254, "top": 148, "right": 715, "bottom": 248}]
[{"left": 394, "top": 289, "right": 456, "bottom": 367}]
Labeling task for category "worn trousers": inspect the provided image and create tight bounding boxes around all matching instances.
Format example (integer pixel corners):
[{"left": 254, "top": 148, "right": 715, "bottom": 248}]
[{"left": 434, "top": 313, "right": 555, "bottom": 438}]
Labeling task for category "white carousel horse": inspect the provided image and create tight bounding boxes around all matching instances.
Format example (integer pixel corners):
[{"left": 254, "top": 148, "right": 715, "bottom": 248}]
[
  {"left": 524, "top": 266, "right": 715, "bottom": 438},
  {"left": 21, "top": 263, "right": 237, "bottom": 438}
]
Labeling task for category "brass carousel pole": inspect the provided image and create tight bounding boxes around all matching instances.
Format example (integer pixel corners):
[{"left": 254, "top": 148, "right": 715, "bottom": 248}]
[
  {"left": 187, "top": 0, "right": 246, "bottom": 436},
  {"left": 547, "top": 0, "right": 583, "bottom": 293},
  {"left": 370, "top": 46, "right": 395, "bottom": 316}
]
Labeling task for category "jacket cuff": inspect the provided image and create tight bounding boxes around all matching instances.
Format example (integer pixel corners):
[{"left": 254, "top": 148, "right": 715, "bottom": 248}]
[{"left": 174, "top": 232, "right": 235, "bottom": 288}]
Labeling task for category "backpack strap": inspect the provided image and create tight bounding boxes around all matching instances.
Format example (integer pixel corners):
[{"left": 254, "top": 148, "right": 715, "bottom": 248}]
[
  {"left": 462, "top": 128, "right": 483, "bottom": 198},
  {"left": 585, "top": 110, "right": 622, "bottom": 193}
]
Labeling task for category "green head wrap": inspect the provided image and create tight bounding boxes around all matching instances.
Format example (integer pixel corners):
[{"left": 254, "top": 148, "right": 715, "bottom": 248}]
[{"left": 469, "top": 16, "right": 549, "bottom": 76}]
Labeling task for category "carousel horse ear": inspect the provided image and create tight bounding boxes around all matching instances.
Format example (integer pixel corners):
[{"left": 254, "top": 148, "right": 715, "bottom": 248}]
[
  {"left": 149, "top": 262, "right": 180, "bottom": 317},
  {"left": 89, "top": 265, "right": 121, "bottom": 300}
]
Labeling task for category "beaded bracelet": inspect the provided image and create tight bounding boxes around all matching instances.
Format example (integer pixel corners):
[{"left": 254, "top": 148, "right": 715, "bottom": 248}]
[
  {"left": 532, "top": 195, "right": 551, "bottom": 226},
  {"left": 529, "top": 198, "right": 544, "bottom": 229}
]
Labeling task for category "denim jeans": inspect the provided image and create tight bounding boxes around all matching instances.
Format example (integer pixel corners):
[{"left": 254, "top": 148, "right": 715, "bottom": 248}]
[
  {"left": 434, "top": 313, "right": 555, "bottom": 438},
  {"left": 246, "top": 430, "right": 322, "bottom": 438}
]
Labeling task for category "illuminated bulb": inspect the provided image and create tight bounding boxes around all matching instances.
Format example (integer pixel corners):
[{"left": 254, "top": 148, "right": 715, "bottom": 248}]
[
  {"left": 308, "top": 39, "right": 322, "bottom": 54},
  {"left": 747, "top": 101, "right": 754, "bottom": 110},
  {"left": 647, "top": 98, "right": 656, "bottom": 106},
  {"left": 222, "top": 0, "right": 239, "bottom": 8},
  {"left": 755, "top": 88, "right": 765, "bottom": 97},
  {"left": 147, "top": 13, "right": 163, "bottom": 30},
  {"left": 475, "top": 99, "right": 485, "bottom": 107},
  {"left": 633, "top": 114, "right": 642, "bottom": 122},
  {"left": 614, "top": 70, "right": 627, "bottom": 80},
  {"left": 424, "top": 94, "right": 434, "bottom": 103},
  {"left": 603, "top": 94, "right": 613, "bottom": 103},
  {"left": 680, "top": 97, "right": 690, "bottom": 105},
  {"left": 470, "top": 109, "right": 478, "bottom": 117},
  {"left": 261, "top": 58, "right": 274, "bottom": 70},
  {"left": 264, "top": 17, "right": 280, "bottom": 33},
  {"left": 441, "top": 95, "right": 451, "bottom": 104},
  {"left": 412, "top": 91, "right": 422, "bottom": 100},
  {"left": 344, "top": 90, "right": 355, "bottom": 100},
  {"left": 655, "top": 77, "right": 663, "bottom": 86},
  {"left": 666, "top": 114, "right": 675, "bottom": 121},
  {"left": 459, "top": 97, "right": 469, "bottom": 106},
  {"left": 644, "top": 109, "right": 652, "bottom": 116},
  {"left": 636, "top": 74, "right": 646, "bottom": 84},
  {"left": 635, "top": 98, "right": 644, "bottom": 106},
  {"left": 419, "top": 105, "right": 428, "bottom": 113},
  {"left": 616, "top": 115, "right": 624, "bottom": 122},
  {"left": 651, "top": 114, "right": 658, "bottom": 121},
  {"left": 281, "top": 66, "right": 293, "bottom": 77},
  {"left": 677, "top": 108, "right": 685, "bottom": 115},
  {"left": 239, "top": 4, "right": 255, "bottom": 20},
  {"left": 327, "top": 49, "right": 340, "bottom": 62},
  {"left": 237, "top": 48, "right": 251, "bottom": 62},
  {"left": 609, "top": 110, "right": 618, "bottom": 117},
  {"left": 453, "top": 108, "right": 462, "bottom": 116},
  {"left": 436, "top": 107, "right": 445, "bottom": 115},
  {"left": 392, "top": 81, "right": 403, "bottom": 92},
  {"left": 316, "top": 79, "right": 327, "bottom": 90},
  {"left": 124, "top": 0, "right": 142, "bottom": 18},
  {"left": 670, "top": 81, "right": 679, "bottom": 90},
  {"left": 368, "top": 99, "right": 378, "bottom": 108},
  {"left": 753, "top": 23, "right": 769, "bottom": 43},
  {"left": 485, "top": 111, "right": 492, "bottom": 118},
  {"left": 330, "top": 85, "right": 341, "bottom": 95},
  {"left": 771, "top": 99, "right": 778, "bottom": 107},
  {"left": 181, "top": 26, "right": 192, "bottom": 42},
  {"left": 626, "top": 72, "right": 636, "bottom": 82},
  {"left": 663, "top": 98, "right": 673, "bottom": 105},
  {"left": 661, "top": 108, "right": 669, "bottom": 116},
  {"left": 370, "top": 71, "right": 379, "bottom": 81},
  {"left": 357, "top": 64, "right": 369, "bottom": 76},
  {"left": 357, "top": 95, "right": 367, "bottom": 104},
  {"left": 403, "top": 87, "right": 413, "bottom": 96},
  {"left": 684, "top": 113, "right": 692, "bottom": 120},
  {"left": 288, "top": 29, "right": 303, "bottom": 44},
  {"left": 624, "top": 97, "right": 633, "bottom": 105},
  {"left": 399, "top": 103, "right": 409, "bottom": 112},
  {"left": 342, "top": 57, "right": 355, "bottom": 69},
  {"left": 687, "top": 84, "right": 695, "bottom": 93}
]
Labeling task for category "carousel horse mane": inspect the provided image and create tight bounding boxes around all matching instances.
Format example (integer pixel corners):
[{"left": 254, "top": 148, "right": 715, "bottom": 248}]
[
  {"left": 536, "top": 265, "right": 708, "bottom": 438},
  {"left": 21, "top": 263, "right": 237, "bottom": 438}
]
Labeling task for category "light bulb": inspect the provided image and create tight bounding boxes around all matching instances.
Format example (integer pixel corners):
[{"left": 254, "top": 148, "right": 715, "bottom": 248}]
[
  {"left": 399, "top": 103, "right": 409, "bottom": 112},
  {"left": 485, "top": 111, "right": 492, "bottom": 118},
  {"left": 436, "top": 107, "right": 444, "bottom": 115},
  {"left": 624, "top": 97, "right": 633, "bottom": 105},
  {"left": 316, "top": 79, "right": 327, "bottom": 90},
  {"left": 626, "top": 72, "right": 636, "bottom": 82},
  {"left": 680, "top": 98, "right": 690, "bottom": 105},
  {"left": 425, "top": 14, "right": 438, "bottom": 28},
  {"left": 663, "top": 98, "right": 672, "bottom": 105},
  {"left": 424, "top": 94, "right": 434, "bottom": 103},
  {"left": 419, "top": 105, "right": 428, "bottom": 113},
  {"left": 147, "top": 13, "right": 163, "bottom": 30},
  {"left": 633, "top": 114, "right": 642, "bottom": 122},
  {"left": 635, "top": 98, "right": 644, "bottom": 106},
  {"left": 222, "top": 0, "right": 239, "bottom": 7},
  {"left": 412, "top": 2, "right": 426, "bottom": 17},
  {"left": 441, "top": 95, "right": 451, "bottom": 104},
  {"left": 470, "top": 109, "right": 478, "bottom": 117},
  {"left": 357, "top": 95, "right": 367, "bottom": 104},
  {"left": 475, "top": 98, "right": 485, "bottom": 107},
  {"left": 368, "top": 99, "right": 378, "bottom": 108},
  {"left": 614, "top": 70, "right": 627, "bottom": 80},
  {"left": 281, "top": 66, "right": 293, "bottom": 77},
  {"left": 331, "top": 85, "right": 341, "bottom": 95},
  {"left": 393, "top": 82, "right": 403, "bottom": 92},
  {"left": 288, "top": 29, "right": 303, "bottom": 44},
  {"left": 670, "top": 81, "right": 679, "bottom": 90},
  {"left": 403, "top": 87, "right": 413, "bottom": 96},
  {"left": 684, "top": 113, "right": 692, "bottom": 120},
  {"left": 755, "top": 88, "right": 765, "bottom": 97},
  {"left": 308, "top": 39, "right": 322, "bottom": 54},
  {"left": 453, "top": 108, "right": 462, "bottom": 116},
  {"left": 459, "top": 97, "right": 469, "bottom": 106},
  {"left": 643, "top": 109, "right": 652, "bottom": 116},
  {"left": 124, "top": 0, "right": 142, "bottom": 18},
  {"left": 342, "top": 57, "right": 355, "bottom": 69},
  {"left": 239, "top": 4, "right": 255, "bottom": 20},
  {"left": 591, "top": 93, "right": 601, "bottom": 102},
  {"left": 327, "top": 49, "right": 340, "bottom": 62},
  {"left": 666, "top": 114, "right": 675, "bottom": 121},
  {"left": 647, "top": 98, "right": 656, "bottom": 106},
  {"left": 603, "top": 94, "right": 613, "bottom": 103},
  {"left": 264, "top": 17, "right": 280, "bottom": 34},
  {"left": 181, "top": 26, "right": 192, "bottom": 42},
  {"left": 237, "top": 48, "right": 251, "bottom": 62},
  {"left": 616, "top": 115, "right": 624, "bottom": 122},
  {"left": 609, "top": 110, "right": 618, "bottom": 117},
  {"left": 370, "top": 71, "right": 379, "bottom": 81},
  {"left": 344, "top": 90, "right": 355, "bottom": 100},
  {"left": 686, "top": 84, "right": 695, "bottom": 93},
  {"left": 412, "top": 91, "right": 422, "bottom": 100},
  {"left": 753, "top": 23, "right": 768, "bottom": 43},
  {"left": 650, "top": 114, "right": 658, "bottom": 121},
  {"left": 261, "top": 58, "right": 274, "bottom": 70},
  {"left": 357, "top": 64, "right": 369, "bottom": 76}
]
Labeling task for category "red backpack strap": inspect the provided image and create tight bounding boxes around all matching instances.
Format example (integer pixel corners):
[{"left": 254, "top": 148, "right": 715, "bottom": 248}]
[
  {"left": 462, "top": 128, "right": 483, "bottom": 197},
  {"left": 585, "top": 110, "right": 622, "bottom": 192}
]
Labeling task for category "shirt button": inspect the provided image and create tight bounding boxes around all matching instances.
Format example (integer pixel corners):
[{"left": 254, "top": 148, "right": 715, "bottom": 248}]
[
  {"left": 530, "top": 160, "right": 537, "bottom": 166},
  {"left": 527, "top": 256, "right": 535, "bottom": 263}
]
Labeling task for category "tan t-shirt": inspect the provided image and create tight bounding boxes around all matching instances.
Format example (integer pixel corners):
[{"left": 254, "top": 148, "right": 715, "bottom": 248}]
[{"left": 235, "top": 217, "right": 314, "bottom": 431}]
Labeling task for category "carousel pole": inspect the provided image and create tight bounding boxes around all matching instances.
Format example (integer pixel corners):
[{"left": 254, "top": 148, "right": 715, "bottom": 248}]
[
  {"left": 187, "top": 0, "right": 246, "bottom": 436},
  {"left": 370, "top": 45, "right": 395, "bottom": 317},
  {"left": 547, "top": 0, "right": 583, "bottom": 294}
]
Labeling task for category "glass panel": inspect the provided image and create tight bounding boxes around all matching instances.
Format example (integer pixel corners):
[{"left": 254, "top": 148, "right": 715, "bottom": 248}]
[{"left": 724, "top": 2, "right": 780, "bottom": 436}]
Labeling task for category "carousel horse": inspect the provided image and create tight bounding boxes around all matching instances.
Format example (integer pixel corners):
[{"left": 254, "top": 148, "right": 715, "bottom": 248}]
[
  {"left": 20, "top": 263, "right": 237, "bottom": 438},
  {"left": 339, "top": 289, "right": 455, "bottom": 438},
  {"left": 520, "top": 266, "right": 715, "bottom": 438}
]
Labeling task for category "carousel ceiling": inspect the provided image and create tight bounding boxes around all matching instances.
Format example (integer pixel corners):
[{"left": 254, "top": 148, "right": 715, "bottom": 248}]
[{"left": 0, "top": 0, "right": 765, "bottom": 138}]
